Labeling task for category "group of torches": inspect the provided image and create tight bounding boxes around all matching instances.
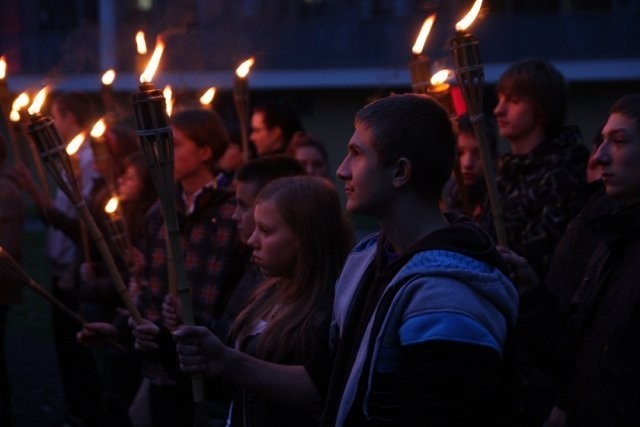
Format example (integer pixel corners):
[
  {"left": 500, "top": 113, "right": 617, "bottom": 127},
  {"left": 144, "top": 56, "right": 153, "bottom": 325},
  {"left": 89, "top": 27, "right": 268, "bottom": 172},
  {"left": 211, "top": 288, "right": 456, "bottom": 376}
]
[
  {"left": 410, "top": 0, "right": 507, "bottom": 246},
  {"left": 0, "top": 0, "right": 504, "bottom": 403}
]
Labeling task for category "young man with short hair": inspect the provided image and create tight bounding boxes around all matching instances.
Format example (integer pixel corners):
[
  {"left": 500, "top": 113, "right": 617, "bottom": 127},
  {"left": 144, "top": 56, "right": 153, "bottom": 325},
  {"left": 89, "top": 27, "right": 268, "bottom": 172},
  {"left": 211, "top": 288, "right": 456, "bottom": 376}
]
[
  {"left": 322, "top": 93, "right": 518, "bottom": 425},
  {"left": 503, "top": 93, "right": 640, "bottom": 426}
]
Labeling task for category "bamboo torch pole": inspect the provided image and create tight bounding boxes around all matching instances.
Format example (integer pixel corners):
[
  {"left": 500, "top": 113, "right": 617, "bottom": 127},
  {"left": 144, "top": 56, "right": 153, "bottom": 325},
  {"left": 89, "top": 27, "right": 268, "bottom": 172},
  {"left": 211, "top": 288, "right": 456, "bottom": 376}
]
[
  {"left": 131, "top": 37, "right": 203, "bottom": 403},
  {"left": 450, "top": 0, "right": 508, "bottom": 246}
]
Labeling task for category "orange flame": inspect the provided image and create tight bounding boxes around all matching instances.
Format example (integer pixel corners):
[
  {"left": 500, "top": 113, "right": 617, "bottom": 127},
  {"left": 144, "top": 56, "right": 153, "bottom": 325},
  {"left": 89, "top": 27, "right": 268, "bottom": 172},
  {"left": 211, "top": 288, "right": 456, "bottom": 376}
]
[
  {"left": 90, "top": 118, "right": 107, "bottom": 138},
  {"left": 163, "top": 85, "right": 173, "bottom": 116},
  {"left": 430, "top": 69, "right": 451, "bottom": 85},
  {"left": 0, "top": 56, "right": 6, "bottom": 80},
  {"left": 199, "top": 87, "right": 216, "bottom": 105},
  {"left": 12, "top": 92, "right": 30, "bottom": 111},
  {"left": 101, "top": 69, "right": 116, "bottom": 85},
  {"left": 10, "top": 92, "right": 29, "bottom": 122},
  {"left": 66, "top": 132, "right": 86, "bottom": 156},
  {"left": 411, "top": 15, "right": 436, "bottom": 55},
  {"left": 140, "top": 37, "right": 165, "bottom": 83},
  {"left": 27, "top": 86, "right": 49, "bottom": 116},
  {"left": 456, "top": 0, "right": 483, "bottom": 32},
  {"left": 235, "top": 57, "right": 255, "bottom": 79},
  {"left": 104, "top": 196, "right": 119, "bottom": 214},
  {"left": 135, "top": 31, "right": 148, "bottom": 55}
]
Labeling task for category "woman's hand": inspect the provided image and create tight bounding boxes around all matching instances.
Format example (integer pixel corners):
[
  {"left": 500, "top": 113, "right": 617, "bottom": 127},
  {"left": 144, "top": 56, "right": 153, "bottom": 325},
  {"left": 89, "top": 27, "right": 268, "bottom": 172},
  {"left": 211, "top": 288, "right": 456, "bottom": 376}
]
[
  {"left": 173, "top": 326, "right": 228, "bottom": 378},
  {"left": 162, "top": 294, "right": 182, "bottom": 331},
  {"left": 129, "top": 317, "right": 160, "bottom": 352},
  {"left": 76, "top": 322, "right": 118, "bottom": 346},
  {"left": 497, "top": 246, "right": 539, "bottom": 293}
]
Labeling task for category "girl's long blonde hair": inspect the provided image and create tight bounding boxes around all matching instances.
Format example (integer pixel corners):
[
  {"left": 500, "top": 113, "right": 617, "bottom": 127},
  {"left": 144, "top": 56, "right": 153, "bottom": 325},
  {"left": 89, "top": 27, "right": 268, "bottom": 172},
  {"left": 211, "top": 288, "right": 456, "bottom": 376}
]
[{"left": 230, "top": 176, "right": 353, "bottom": 362}]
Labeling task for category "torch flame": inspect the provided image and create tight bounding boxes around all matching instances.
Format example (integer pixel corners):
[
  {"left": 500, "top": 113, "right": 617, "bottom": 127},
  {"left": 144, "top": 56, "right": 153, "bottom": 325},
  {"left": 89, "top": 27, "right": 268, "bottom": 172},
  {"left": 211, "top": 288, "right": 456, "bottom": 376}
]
[
  {"left": 135, "top": 31, "right": 148, "bottom": 55},
  {"left": 90, "top": 118, "right": 107, "bottom": 138},
  {"left": 10, "top": 92, "right": 29, "bottom": 123},
  {"left": 430, "top": 69, "right": 451, "bottom": 85},
  {"left": 12, "top": 92, "right": 30, "bottom": 111},
  {"left": 104, "top": 196, "right": 119, "bottom": 214},
  {"left": 0, "top": 56, "right": 6, "bottom": 80},
  {"left": 199, "top": 87, "right": 216, "bottom": 105},
  {"left": 101, "top": 69, "right": 116, "bottom": 85},
  {"left": 235, "top": 57, "right": 255, "bottom": 79},
  {"left": 456, "top": 0, "right": 483, "bottom": 32},
  {"left": 27, "top": 86, "right": 49, "bottom": 116},
  {"left": 411, "top": 15, "right": 436, "bottom": 55},
  {"left": 140, "top": 37, "right": 165, "bottom": 84},
  {"left": 163, "top": 85, "right": 173, "bottom": 116},
  {"left": 66, "top": 132, "right": 86, "bottom": 156}
]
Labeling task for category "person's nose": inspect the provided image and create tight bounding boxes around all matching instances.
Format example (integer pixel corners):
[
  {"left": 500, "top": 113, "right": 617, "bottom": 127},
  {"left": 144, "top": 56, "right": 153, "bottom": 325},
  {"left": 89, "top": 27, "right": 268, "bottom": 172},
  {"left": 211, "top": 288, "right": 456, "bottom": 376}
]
[
  {"left": 592, "top": 140, "right": 611, "bottom": 166},
  {"left": 493, "top": 99, "right": 506, "bottom": 117}
]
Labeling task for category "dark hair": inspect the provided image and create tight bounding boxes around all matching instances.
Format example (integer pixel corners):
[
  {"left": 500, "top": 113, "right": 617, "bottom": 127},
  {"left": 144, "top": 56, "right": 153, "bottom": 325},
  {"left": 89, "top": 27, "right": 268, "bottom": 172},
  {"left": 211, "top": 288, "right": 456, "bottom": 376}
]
[
  {"left": 235, "top": 155, "right": 305, "bottom": 191},
  {"left": 52, "top": 91, "right": 96, "bottom": 128},
  {"left": 496, "top": 59, "right": 567, "bottom": 137},
  {"left": 610, "top": 93, "right": 640, "bottom": 132},
  {"left": 456, "top": 113, "right": 499, "bottom": 157},
  {"left": 119, "top": 151, "right": 157, "bottom": 247},
  {"left": 170, "top": 108, "right": 230, "bottom": 172},
  {"left": 289, "top": 132, "right": 329, "bottom": 162},
  {"left": 355, "top": 93, "right": 455, "bottom": 199},
  {"left": 254, "top": 100, "right": 303, "bottom": 150},
  {"left": 105, "top": 125, "right": 140, "bottom": 173},
  {"left": 231, "top": 176, "right": 353, "bottom": 362}
]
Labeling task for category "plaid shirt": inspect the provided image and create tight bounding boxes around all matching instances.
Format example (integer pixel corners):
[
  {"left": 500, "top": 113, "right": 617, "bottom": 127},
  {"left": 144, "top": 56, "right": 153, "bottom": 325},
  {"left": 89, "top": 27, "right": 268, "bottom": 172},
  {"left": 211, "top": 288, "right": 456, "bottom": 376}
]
[{"left": 132, "top": 184, "right": 246, "bottom": 330}]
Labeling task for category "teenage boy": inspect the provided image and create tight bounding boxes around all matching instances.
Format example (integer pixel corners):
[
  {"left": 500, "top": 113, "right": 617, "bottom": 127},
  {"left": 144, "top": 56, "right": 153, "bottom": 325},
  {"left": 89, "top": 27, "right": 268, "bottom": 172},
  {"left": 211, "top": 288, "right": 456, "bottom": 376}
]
[
  {"left": 490, "top": 59, "right": 589, "bottom": 279},
  {"left": 503, "top": 93, "right": 640, "bottom": 427}
]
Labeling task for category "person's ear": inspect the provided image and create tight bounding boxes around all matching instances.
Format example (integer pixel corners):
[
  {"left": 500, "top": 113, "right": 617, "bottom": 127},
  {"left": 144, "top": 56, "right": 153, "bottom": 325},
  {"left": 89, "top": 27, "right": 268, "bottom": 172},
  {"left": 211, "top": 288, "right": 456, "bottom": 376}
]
[
  {"left": 392, "top": 157, "right": 412, "bottom": 188},
  {"left": 200, "top": 145, "right": 213, "bottom": 163}
]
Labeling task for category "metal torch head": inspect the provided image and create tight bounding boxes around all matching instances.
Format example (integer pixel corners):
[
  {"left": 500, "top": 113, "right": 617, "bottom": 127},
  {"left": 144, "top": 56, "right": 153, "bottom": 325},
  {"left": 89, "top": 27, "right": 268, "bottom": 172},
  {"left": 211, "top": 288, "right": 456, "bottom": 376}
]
[
  {"left": 451, "top": 33, "right": 485, "bottom": 115},
  {"left": 27, "top": 115, "right": 81, "bottom": 201}
]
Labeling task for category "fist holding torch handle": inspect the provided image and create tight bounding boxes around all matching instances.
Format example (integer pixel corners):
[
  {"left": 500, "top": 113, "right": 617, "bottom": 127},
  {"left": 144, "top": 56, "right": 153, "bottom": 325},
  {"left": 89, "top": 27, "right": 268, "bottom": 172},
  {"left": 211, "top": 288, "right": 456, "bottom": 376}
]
[
  {"left": 129, "top": 317, "right": 160, "bottom": 352},
  {"left": 173, "top": 326, "right": 227, "bottom": 378}
]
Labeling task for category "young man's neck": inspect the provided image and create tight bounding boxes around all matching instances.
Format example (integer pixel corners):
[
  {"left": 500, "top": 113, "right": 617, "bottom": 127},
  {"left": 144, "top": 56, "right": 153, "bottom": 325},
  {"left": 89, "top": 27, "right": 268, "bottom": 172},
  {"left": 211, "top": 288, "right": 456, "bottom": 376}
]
[
  {"left": 180, "top": 169, "right": 215, "bottom": 196},
  {"left": 508, "top": 127, "right": 546, "bottom": 156},
  {"left": 379, "top": 197, "right": 447, "bottom": 254}
]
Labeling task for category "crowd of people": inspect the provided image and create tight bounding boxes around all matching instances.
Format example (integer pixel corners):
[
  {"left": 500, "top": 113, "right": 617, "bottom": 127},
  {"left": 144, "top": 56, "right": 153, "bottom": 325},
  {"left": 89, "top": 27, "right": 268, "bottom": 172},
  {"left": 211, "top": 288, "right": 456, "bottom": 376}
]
[{"left": 0, "top": 57, "right": 639, "bottom": 427}]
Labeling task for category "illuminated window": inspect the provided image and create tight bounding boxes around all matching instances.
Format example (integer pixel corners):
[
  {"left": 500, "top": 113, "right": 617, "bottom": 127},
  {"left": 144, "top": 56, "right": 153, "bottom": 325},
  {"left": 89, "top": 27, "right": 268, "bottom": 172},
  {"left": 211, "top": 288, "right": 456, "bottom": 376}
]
[{"left": 137, "top": 0, "right": 153, "bottom": 11}]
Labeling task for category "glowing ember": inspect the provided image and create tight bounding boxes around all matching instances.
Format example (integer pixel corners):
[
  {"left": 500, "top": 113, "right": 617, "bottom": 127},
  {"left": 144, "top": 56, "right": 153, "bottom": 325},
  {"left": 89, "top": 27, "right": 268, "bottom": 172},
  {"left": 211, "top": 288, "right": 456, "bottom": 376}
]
[
  {"left": 411, "top": 15, "right": 436, "bottom": 55},
  {"left": 431, "top": 69, "right": 451, "bottom": 85},
  {"left": 140, "top": 37, "right": 165, "bottom": 83},
  {"left": 235, "top": 58, "right": 255, "bottom": 79},
  {"left": 90, "top": 118, "right": 107, "bottom": 138},
  {"left": 66, "top": 132, "right": 86, "bottom": 156},
  {"left": 104, "top": 196, "right": 119, "bottom": 214},
  {"left": 102, "top": 69, "right": 116, "bottom": 85},
  {"left": 456, "top": 0, "right": 483, "bottom": 32},
  {"left": 163, "top": 85, "right": 173, "bottom": 116},
  {"left": 27, "top": 86, "right": 49, "bottom": 116},
  {"left": 136, "top": 31, "right": 148, "bottom": 55},
  {"left": 0, "top": 56, "right": 6, "bottom": 80},
  {"left": 199, "top": 87, "right": 216, "bottom": 105}
]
